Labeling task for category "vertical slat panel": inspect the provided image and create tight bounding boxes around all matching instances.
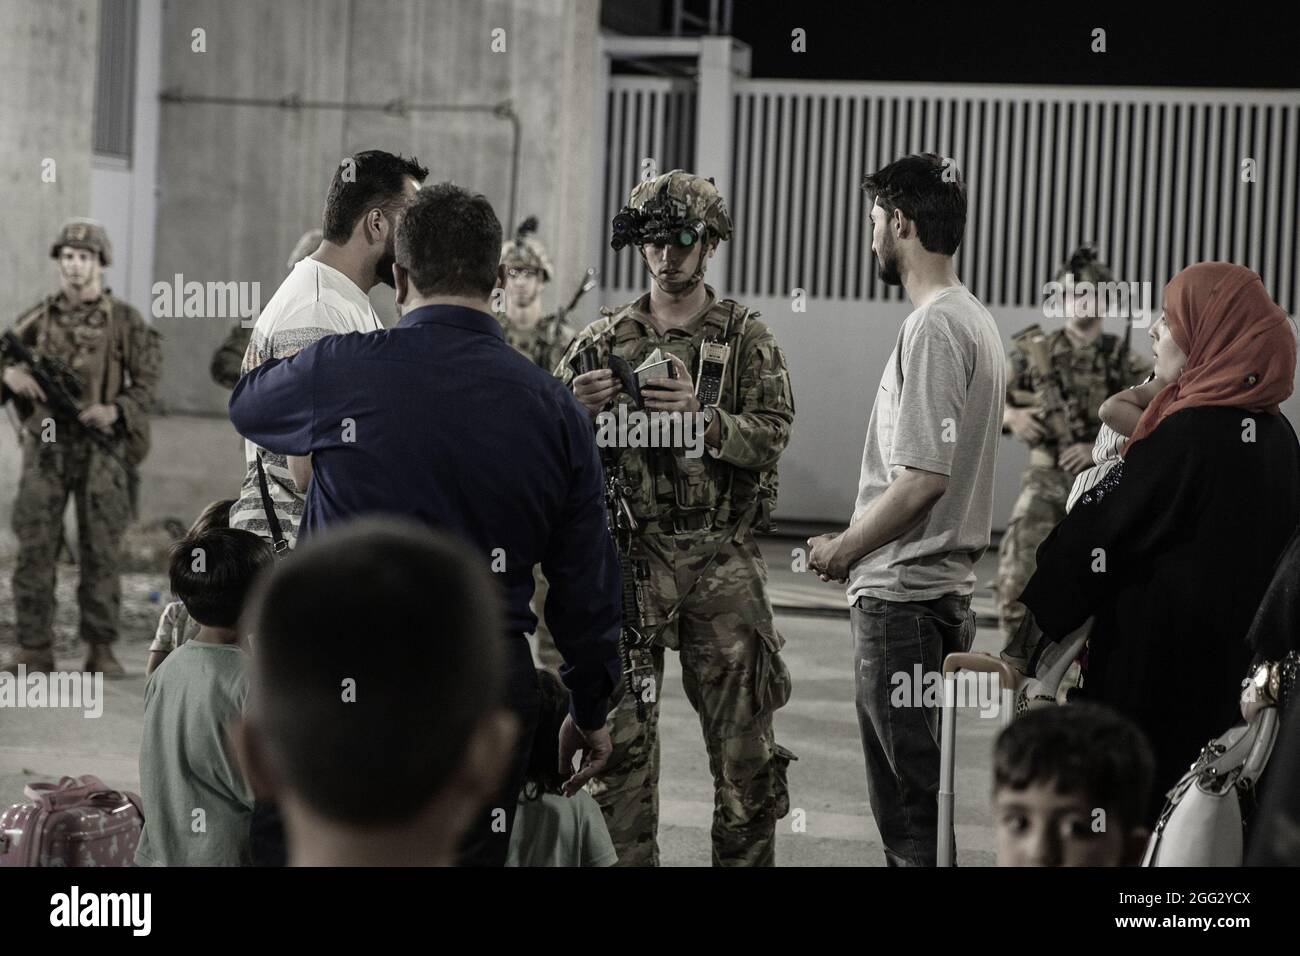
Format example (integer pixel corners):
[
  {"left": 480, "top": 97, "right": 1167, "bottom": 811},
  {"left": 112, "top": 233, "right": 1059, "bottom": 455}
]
[
  {"left": 773, "top": 95, "right": 793, "bottom": 298},
  {"left": 1169, "top": 103, "right": 1188, "bottom": 279},
  {"left": 1141, "top": 104, "right": 1159, "bottom": 287},
  {"left": 842, "top": 97, "right": 863, "bottom": 300},
  {"left": 977, "top": 100, "right": 997, "bottom": 301},
  {"left": 1262, "top": 105, "right": 1280, "bottom": 301},
  {"left": 1283, "top": 107, "right": 1299, "bottom": 313},
  {"left": 761, "top": 93, "right": 780, "bottom": 298},
  {"left": 829, "top": 97, "right": 849, "bottom": 299},
  {"left": 818, "top": 97, "right": 837, "bottom": 298},
  {"left": 786, "top": 96, "right": 807, "bottom": 299},
  {"left": 1006, "top": 100, "right": 1025, "bottom": 306}
]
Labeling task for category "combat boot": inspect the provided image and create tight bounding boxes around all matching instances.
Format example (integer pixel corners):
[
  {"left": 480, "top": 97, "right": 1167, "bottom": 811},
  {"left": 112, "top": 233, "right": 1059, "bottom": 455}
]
[
  {"left": 0, "top": 647, "right": 57, "bottom": 675},
  {"left": 84, "top": 643, "right": 126, "bottom": 678}
]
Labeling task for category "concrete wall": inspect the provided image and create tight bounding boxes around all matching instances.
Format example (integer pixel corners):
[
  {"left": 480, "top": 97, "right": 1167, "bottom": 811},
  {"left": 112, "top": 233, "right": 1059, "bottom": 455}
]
[
  {"left": 0, "top": 0, "right": 99, "bottom": 323},
  {"left": 153, "top": 0, "right": 600, "bottom": 415}
]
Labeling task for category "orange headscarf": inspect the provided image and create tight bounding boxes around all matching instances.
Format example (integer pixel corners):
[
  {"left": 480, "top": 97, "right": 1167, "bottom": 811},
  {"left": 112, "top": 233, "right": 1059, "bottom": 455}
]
[{"left": 1123, "top": 262, "right": 1296, "bottom": 457}]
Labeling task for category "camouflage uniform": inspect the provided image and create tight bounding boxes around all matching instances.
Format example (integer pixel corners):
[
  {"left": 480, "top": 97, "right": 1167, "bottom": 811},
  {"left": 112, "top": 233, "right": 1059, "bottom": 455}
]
[
  {"left": 1, "top": 221, "right": 162, "bottom": 654},
  {"left": 556, "top": 171, "right": 796, "bottom": 866},
  {"left": 998, "top": 325, "right": 1150, "bottom": 647}
]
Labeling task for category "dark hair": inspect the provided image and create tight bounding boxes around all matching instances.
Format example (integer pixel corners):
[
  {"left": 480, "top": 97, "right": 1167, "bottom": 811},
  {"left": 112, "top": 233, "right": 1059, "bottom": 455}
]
[
  {"left": 322, "top": 150, "right": 429, "bottom": 244},
  {"left": 396, "top": 182, "right": 503, "bottom": 298},
  {"left": 523, "top": 669, "right": 568, "bottom": 800},
  {"left": 861, "top": 152, "right": 967, "bottom": 256},
  {"left": 187, "top": 498, "right": 236, "bottom": 538},
  {"left": 1054, "top": 241, "right": 1114, "bottom": 285},
  {"left": 169, "top": 527, "right": 274, "bottom": 629},
  {"left": 994, "top": 703, "right": 1155, "bottom": 829},
  {"left": 244, "top": 517, "right": 505, "bottom": 826}
]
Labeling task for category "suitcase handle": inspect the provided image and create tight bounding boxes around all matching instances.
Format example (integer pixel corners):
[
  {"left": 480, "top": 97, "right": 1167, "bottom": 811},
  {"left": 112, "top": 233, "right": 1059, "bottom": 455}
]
[
  {"left": 22, "top": 774, "right": 115, "bottom": 811},
  {"left": 941, "top": 652, "right": 1018, "bottom": 689}
]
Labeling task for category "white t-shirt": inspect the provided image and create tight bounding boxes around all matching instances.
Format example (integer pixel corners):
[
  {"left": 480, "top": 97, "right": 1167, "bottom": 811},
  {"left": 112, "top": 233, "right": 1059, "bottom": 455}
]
[
  {"left": 229, "top": 258, "right": 381, "bottom": 547},
  {"left": 847, "top": 286, "right": 1006, "bottom": 603}
]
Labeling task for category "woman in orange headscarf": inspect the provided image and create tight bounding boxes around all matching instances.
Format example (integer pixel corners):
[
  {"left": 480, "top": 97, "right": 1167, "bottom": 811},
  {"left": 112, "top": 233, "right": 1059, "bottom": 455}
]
[{"left": 1017, "top": 263, "right": 1299, "bottom": 821}]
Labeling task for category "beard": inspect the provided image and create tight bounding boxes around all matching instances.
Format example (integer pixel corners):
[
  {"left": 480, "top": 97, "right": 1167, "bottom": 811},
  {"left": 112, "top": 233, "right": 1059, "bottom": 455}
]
[
  {"left": 875, "top": 233, "right": 902, "bottom": 286},
  {"left": 374, "top": 250, "right": 397, "bottom": 288}
]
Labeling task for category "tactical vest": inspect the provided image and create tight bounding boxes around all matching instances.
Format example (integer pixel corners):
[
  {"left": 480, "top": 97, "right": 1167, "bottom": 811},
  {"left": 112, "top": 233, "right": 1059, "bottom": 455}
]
[{"left": 573, "top": 294, "right": 779, "bottom": 536}]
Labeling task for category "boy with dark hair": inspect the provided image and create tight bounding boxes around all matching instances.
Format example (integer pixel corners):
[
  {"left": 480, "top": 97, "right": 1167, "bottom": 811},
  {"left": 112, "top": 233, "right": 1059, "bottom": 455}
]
[
  {"left": 809, "top": 151, "right": 1005, "bottom": 865},
  {"left": 231, "top": 518, "right": 519, "bottom": 867},
  {"left": 135, "top": 527, "right": 274, "bottom": 866},
  {"left": 507, "top": 669, "right": 618, "bottom": 867},
  {"left": 993, "top": 703, "right": 1155, "bottom": 866}
]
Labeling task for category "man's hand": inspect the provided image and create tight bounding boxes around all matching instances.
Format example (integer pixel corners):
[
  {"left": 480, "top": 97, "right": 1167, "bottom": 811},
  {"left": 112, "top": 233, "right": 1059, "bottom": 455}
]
[
  {"left": 1005, "top": 406, "right": 1047, "bottom": 443},
  {"left": 2, "top": 366, "right": 46, "bottom": 402},
  {"left": 808, "top": 531, "right": 852, "bottom": 583},
  {"left": 77, "top": 403, "right": 119, "bottom": 434},
  {"left": 558, "top": 714, "right": 613, "bottom": 796},
  {"left": 642, "top": 354, "right": 700, "bottom": 414},
  {"left": 1057, "top": 442, "right": 1094, "bottom": 475},
  {"left": 572, "top": 368, "right": 620, "bottom": 418}
]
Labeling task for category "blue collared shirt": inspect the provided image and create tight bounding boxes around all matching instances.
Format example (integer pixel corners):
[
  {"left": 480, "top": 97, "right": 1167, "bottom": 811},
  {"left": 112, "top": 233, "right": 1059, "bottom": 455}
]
[{"left": 228, "top": 304, "right": 620, "bottom": 728}]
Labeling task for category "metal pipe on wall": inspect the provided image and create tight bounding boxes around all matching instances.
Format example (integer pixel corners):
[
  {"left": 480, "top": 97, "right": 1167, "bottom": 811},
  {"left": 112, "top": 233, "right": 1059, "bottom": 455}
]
[{"left": 157, "top": 89, "right": 522, "bottom": 227}]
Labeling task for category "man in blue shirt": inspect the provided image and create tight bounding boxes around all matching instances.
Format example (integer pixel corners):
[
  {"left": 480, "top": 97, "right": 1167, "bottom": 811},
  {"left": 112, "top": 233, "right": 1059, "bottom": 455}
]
[{"left": 228, "top": 183, "right": 620, "bottom": 866}]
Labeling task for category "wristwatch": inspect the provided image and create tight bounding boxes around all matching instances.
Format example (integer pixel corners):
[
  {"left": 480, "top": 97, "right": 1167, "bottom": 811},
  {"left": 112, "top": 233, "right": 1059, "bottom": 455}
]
[{"left": 701, "top": 405, "right": 716, "bottom": 428}]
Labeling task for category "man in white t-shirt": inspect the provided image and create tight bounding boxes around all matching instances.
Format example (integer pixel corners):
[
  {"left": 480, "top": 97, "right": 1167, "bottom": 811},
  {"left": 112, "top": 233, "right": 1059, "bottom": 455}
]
[
  {"left": 229, "top": 150, "right": 427, "bottom": 549},
  {"left": 808, "top": 153, "right": 1005, "bottom": 866}
]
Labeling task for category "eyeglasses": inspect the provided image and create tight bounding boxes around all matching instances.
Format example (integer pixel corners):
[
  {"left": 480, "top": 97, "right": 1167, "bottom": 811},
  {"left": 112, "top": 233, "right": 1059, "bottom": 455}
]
[{"left": 506, "top": 267, "right": 540, "bottom": 279}]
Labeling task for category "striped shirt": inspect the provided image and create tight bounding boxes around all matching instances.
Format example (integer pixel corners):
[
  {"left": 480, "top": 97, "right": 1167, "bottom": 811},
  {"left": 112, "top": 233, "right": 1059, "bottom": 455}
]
[{"left": 228, "top": 257, "right": 381, "bottom": 547}]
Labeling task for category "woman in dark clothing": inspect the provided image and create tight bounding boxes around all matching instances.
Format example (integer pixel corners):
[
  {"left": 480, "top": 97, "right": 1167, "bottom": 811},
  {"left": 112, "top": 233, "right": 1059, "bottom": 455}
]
[{"left": 1016, "top": 262, "right": 1299, "bottom": 821}]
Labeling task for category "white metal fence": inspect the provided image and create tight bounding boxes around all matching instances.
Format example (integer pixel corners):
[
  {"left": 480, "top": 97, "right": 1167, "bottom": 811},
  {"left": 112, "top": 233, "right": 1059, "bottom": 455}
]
[{"left": 600, "top": 77, "right": 1300, "bottom": 315}]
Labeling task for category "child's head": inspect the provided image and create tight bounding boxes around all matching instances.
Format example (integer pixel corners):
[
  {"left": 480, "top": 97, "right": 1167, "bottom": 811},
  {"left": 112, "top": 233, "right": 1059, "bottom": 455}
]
[
  {"left": 234, "top": 517, "right": 517, "bottom": 865},
  {"left": 169, "top": 527, "right": 274, "bottom": 629},
  {"left": 993, "top": 703, "right": 1154, "bottom": 867},
  {"left": 187, "top": 498, "right": 237, "bottom": 538},
  {"left": 523, "top": 669, "right": 569, "bottom": 800}
]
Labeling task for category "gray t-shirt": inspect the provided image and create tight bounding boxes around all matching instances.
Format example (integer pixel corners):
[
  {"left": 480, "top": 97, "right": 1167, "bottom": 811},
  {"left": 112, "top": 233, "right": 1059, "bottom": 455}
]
[
  {"left": 505, "top": 789, "right": 618, "bottom": 867},
  {"left": 135, "top": 641, "right": 254, "bottom": 867},
  {"left": 847, "top": 285, "right": 1006, "bottom": 603}
]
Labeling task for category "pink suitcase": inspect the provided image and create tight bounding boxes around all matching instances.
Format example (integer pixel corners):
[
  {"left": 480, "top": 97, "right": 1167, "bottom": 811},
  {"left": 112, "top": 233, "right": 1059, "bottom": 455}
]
[{"left": 0, "top": 775, "right": 144, "bottom": 867}]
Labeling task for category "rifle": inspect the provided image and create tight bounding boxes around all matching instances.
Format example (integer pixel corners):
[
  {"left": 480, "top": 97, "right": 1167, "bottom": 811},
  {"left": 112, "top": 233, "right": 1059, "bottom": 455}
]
[
  {"left": 0, "top": 330, "right": 139, "bottom": 515},
  {"left": 562, "top": 267, "right": 599, "bottom": 318},
  {"left": 1010, "top": 325, "right": 1078, "bottom": 452},
  {"left": 600, "top": 445, "right": 654, "bottom": 721}
]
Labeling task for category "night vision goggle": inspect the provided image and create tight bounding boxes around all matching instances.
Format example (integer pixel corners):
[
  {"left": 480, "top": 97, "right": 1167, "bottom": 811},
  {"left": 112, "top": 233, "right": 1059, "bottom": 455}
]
[{"left": 610, "top": 192, "right": 708, "bottom": 251}]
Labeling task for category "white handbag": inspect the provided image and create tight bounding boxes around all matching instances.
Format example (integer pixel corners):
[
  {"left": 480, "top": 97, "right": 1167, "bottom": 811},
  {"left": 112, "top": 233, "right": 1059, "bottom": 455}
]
[{"left": 1141, "top": 707, "right": 1279, "bottom": 867}]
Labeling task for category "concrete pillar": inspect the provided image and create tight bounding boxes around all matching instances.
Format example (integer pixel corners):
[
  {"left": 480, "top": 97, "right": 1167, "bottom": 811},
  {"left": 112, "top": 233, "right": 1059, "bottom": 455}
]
[
  {"left": 0, "top": 0, "right": 99, "bottom": 323},
  {"left": 694, "top": 36, "right": 736, "bottom": 291}
]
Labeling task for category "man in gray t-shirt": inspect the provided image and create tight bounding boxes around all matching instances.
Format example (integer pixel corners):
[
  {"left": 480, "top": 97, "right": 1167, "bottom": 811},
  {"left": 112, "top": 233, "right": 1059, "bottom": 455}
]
[{"left": 809, "top": 154, "right": 1005, "bottom": 866}]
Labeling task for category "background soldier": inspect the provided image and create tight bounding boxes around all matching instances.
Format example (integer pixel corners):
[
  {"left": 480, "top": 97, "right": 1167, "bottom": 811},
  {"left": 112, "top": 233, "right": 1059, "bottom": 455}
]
[
  {"left": 0, "top": 219, "right": 162, "bottom": 676},
  {"left": 497, "top": 216, "right": 576, "bottom": 374},
  {"left": 210, "top": 228, "right": 323, "bottom": 389},
  {"left": 998, "top": 243, "right": 1152, "bottom": 651},
  {"left": 557, "top": 170, "right": 796, "bottom": 866},
  {"left": 497, "top": 217, "right": 575, "bottom": 674}
]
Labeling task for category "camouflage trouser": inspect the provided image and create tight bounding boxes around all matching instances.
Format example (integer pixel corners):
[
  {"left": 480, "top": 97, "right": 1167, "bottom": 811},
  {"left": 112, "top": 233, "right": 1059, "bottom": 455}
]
[
  {"left": 12, "top": 432, "right": 131, "bottom": 650},
  {"left": 529, "top": 565, "right": 563, "bottom": 674},
  {"left": 587, "top": 530, "right": 794, "bottom": 867},
  {"left": 997, "top": 466, "right": 1071, "bottom": 651}
]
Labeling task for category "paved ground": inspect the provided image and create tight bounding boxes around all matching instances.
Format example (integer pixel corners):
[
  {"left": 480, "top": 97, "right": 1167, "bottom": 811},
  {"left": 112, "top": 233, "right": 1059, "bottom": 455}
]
[{"left": 0, "top": 536, "right": 1008, "bottom": 867}]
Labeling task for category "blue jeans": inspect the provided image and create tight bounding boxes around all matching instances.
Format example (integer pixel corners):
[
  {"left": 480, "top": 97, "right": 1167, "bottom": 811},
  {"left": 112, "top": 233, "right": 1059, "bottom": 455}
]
[{"left": 851, "top": 593, "right": 975, "bottom": 866}]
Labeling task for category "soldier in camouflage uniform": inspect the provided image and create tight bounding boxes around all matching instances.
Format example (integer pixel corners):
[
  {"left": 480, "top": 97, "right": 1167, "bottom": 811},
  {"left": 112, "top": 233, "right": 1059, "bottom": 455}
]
[
  {"left": 0, "top": 219, "right": 162, "bottom": 676},
  {"left": 556, "top": 171, "right": 796, "bottom": 866},
  {"left": 497, "top": 218, "right": 576, "bottom": 375},
  {"left": 497, "top": 218, "right": 575, "bottom": 674},
  {"left": 211, "top": 228, "right": 323, "bottom": 389},
  {"left": 998, "top": 244, "right": 1151, "bottom": 650}
]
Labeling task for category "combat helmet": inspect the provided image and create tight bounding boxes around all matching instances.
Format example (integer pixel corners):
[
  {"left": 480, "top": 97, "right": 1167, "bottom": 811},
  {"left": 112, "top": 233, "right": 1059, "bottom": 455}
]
[
  {"left": 50, "top": 217, "right": 112, "bottom": 267},
  {"left": 501, "top": 216, "right": 553, "bottom": 282},
  {"left": 1054, "top": 241, "right": 1113, "bottom": 285},
  {"left": 612, "top": 169, "right": 732, "bottom": 251}
]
